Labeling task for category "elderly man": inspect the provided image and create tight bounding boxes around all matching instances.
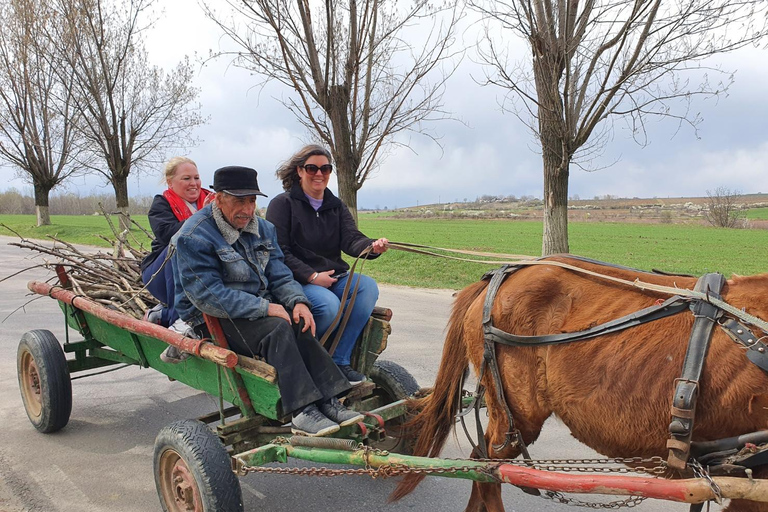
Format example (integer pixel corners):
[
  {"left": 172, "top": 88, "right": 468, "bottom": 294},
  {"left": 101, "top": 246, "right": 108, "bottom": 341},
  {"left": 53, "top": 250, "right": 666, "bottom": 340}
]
[{"left": 170, "top": 165, "right": 363, "bottom": 437}]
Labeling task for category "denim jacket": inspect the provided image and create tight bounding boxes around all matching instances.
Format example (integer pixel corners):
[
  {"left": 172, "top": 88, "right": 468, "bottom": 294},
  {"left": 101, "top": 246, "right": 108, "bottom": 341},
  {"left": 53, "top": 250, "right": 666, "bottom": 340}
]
[{"left": 171, "top": 203, "right": 309, "bottom": 328}]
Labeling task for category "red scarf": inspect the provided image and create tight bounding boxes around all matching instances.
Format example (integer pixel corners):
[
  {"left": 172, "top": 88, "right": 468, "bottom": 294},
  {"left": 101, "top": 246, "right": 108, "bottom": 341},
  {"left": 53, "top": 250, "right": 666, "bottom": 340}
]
[{"left": 163, "top": 188, "right": 212, "bottom": 221}]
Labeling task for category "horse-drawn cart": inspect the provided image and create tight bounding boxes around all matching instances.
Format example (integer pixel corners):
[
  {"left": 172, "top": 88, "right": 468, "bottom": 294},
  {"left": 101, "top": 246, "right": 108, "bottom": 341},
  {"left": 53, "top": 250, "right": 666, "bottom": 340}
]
[{"left": 16, "top": 265, "right": 768, "bottom": 511}]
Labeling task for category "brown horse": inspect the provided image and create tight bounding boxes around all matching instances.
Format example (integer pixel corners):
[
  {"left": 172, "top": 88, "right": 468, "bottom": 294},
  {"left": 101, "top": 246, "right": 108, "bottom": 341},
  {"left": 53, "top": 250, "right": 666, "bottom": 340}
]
[{"left": 392, "top": 255, "right": 768, "bottom": 512}]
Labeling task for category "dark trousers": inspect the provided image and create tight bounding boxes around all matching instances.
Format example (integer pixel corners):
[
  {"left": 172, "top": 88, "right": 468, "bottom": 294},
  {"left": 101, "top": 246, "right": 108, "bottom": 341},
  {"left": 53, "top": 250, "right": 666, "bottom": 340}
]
[
  {"left": 197, "top": 316, "right": 351, "bottom": 415},
  {"left": 141, "top": 247, "right": 178, "bottom": 327}
]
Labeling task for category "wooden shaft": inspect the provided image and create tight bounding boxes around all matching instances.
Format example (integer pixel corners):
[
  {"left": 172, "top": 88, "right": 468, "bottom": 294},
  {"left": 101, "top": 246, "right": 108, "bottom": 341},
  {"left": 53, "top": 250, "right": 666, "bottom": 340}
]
[{"left": 495, "top": 464, "right": 768, "bottom": 503}]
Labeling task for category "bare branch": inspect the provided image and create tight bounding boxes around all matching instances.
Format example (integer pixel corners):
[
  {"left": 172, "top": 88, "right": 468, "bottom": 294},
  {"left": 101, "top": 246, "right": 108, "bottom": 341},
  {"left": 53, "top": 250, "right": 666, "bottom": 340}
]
[{"left": 204, "top": 0, "right": 463, "bottom": 220}]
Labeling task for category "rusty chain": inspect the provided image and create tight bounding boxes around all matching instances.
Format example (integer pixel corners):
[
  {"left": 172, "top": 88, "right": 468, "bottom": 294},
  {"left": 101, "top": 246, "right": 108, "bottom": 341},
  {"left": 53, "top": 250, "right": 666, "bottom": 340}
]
[
  {"left": 543, "top": 491, "right": 647, "bottom": 509},
  {"left": 467, "top": 456, "right": 669, "bottom": 476}
]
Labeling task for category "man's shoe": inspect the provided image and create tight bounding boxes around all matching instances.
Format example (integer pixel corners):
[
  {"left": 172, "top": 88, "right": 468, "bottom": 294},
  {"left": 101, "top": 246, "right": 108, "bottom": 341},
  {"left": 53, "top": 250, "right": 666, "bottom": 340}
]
[
  {"left": 339, "top": 365, "right": 367, "bottom": 385},
  {"left": 159, "top": 345, "right": 190, "bottom": 364},
  {"left": 143, "top": 303, "right": 163, "bottom": 325},
  {"left": 291, "top": 404, "right": 340, "bottom": 437},
  {"left": 319, "top": 398, "right": 364, "bottom": 427}
]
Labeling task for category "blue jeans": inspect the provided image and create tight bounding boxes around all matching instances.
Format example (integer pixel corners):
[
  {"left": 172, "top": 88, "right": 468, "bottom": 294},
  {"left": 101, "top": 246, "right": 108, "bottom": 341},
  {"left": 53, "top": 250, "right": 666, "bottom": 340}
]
[
  {"left": 302, "top": 273, "right": 379, "bottom": 366},
  {"left": 141, "top": 247, "right": 179, "bottom": 327}
]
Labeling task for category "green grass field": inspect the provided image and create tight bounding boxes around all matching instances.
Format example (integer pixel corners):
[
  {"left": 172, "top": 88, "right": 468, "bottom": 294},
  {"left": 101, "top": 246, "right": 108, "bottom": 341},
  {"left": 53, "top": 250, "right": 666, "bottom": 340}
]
[
  {"left": 2, "top": 214, "right": 767, "bottom": 289},
  {"left": 747, "top": 207, "right": 768, "bottom": 220}
]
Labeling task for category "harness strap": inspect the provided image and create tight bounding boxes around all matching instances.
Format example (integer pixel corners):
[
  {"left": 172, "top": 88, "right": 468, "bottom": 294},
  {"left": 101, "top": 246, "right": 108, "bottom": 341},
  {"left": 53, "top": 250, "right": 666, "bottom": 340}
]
[
  {"left": 486, "top": 295, "right": 690, "bottom": 347},
  {"left": 482, "top": 266, "right": 531, "bottom": 459},
  {"left": 667, "top": 273, "right": 726, "bottom": 470},
  {"left": 719, "top": 318, "right": 768, "bottom": 372}
]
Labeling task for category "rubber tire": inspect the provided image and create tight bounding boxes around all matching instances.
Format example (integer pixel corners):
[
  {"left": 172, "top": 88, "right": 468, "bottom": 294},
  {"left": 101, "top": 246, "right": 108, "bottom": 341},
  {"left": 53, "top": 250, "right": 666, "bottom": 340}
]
[
  {"left": 17, "top": 330, "right": 72, "bottom": 433},
  {"left": 154, "top": 420, "right": 243, "bottom": 512},
  {"left": 368, "top": 360, "right": 420, "bottom": 454}
]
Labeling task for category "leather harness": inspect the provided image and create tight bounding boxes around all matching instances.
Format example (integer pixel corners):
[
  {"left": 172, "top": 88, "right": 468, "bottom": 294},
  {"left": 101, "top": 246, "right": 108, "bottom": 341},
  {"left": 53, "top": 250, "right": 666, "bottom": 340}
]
[{"left": 469, "top": 262, "right": 768, "bottom": 476}]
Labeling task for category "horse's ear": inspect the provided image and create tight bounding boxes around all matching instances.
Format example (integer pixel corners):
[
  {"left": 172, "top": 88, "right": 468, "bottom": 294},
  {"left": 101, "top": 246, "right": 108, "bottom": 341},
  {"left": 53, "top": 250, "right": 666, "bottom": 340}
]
[{"left": 727, "top": 273, "right": 743, "bottom": 286}]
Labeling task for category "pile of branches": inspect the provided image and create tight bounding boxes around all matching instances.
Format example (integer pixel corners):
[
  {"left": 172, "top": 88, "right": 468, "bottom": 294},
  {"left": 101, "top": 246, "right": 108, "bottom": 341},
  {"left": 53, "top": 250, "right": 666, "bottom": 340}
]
[{"left": 2, "top": 207, "right": 159, "bottom": 319}]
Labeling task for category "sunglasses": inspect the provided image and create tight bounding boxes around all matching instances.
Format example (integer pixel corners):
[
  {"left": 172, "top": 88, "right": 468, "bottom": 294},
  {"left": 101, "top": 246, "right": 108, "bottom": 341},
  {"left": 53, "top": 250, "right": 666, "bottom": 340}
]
[{"left": 302, "top": 164, "right": 333, "bottom": 176}]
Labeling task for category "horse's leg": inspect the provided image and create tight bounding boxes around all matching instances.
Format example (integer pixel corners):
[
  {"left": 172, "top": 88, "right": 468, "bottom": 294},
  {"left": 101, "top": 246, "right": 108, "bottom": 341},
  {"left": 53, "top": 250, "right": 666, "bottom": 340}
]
[
  {"left": 465, "top": 481, "right": 503, "bottom": 512},
  {"left": 461, "top": 444, "right": 505, "bottom": 512},
  {"left": 463, "top": 406, "right": 550, "bottom": 512}
]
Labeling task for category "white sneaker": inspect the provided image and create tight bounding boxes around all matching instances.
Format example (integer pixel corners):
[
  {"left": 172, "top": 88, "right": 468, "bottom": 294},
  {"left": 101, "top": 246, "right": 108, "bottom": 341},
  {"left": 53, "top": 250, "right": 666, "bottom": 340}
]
[
  {"left": 168, "top": 318, "right": 196, "bottom": 338},
  {"left": 159, "top": 345, "right": 189, "bottom": 364},
  {"left": 161, "top": 319, "right": 195, "bottom": 363}
]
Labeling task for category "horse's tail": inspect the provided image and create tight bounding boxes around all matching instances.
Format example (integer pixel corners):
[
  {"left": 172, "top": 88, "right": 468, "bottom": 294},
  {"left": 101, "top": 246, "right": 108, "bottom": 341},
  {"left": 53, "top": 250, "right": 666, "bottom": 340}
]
[{"left": 390, "top": 279, "right": 488, "bottom": 501}]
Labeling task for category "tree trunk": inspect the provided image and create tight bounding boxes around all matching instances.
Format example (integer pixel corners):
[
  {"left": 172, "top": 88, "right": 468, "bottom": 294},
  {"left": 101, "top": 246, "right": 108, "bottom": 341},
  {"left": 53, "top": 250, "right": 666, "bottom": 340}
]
[
  {"left": 36, "top": 206, "right": 50, "bottom": 227},
  {"left": 335, "top": 154, "right": 359, "bottom": 225},
  {"left": 327, "top": 85, "right": 360, "bottom": 225},
  {"left": 33, "top": 182, "right": 51, "bottom": 226},
  {"left": 112, "top": 175, "right": 131, "bottom": 232},
  {"left": 542, "top": 158, "right": 569, "bottom": 255},
  {"left": 539, "top": 114, "right": 570, "bottom": 255},
  {"left": 533, "top": 45, "right": 570, "bottom": 256}
]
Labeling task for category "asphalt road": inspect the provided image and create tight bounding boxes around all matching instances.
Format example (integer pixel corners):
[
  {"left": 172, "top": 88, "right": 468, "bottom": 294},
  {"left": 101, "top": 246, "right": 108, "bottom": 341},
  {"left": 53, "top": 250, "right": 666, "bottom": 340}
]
[{"left": 0, "top": 235, "right": 712, "bottom": 511}]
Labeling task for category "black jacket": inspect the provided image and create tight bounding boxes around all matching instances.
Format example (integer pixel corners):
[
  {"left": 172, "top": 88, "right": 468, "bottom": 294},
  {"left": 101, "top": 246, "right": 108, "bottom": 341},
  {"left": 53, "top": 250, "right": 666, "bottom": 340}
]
[
  {"left": 140, "top": 194, "right": 184, "bottom": 272},
  {"left": 265, "top": 184, "right": 378, "bottom": 284}
]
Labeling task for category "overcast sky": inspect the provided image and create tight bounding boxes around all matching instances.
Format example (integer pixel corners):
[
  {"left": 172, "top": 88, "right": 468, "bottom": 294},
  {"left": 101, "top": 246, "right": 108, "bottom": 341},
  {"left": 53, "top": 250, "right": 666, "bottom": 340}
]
[{"left": 1, "top": 1, "right": 767, "bottom": 209}]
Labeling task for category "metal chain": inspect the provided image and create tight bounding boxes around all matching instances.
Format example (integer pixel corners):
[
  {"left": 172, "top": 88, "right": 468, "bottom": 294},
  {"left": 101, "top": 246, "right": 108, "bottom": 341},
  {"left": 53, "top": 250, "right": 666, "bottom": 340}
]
[
  {"left": 690, "top": 460, "right": 723, "bottom": 504},
  {"left": 448, "top": 456, "right": 669, "bottom": 476},
  {"left": 543, "top": 491, "right": 647, "bottom": 509}
]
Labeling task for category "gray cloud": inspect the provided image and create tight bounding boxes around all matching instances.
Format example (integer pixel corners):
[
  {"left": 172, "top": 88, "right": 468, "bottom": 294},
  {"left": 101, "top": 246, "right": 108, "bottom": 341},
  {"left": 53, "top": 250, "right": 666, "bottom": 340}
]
[{"left": 1, "top": 2, "right": 766, "bottom": 210}]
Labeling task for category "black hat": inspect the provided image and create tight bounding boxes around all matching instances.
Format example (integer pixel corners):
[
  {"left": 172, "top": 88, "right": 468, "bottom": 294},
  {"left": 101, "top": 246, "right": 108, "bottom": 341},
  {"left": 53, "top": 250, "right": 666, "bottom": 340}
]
[{"left": 211, "top": 166, "right": 267, "bottom": 197}]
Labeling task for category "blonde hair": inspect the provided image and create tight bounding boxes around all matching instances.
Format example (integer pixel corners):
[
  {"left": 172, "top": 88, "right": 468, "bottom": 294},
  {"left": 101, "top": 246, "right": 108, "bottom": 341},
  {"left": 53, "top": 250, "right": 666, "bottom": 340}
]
[
  {"left": 162, "top": 156, "right": 197, "bottom": 185},
  {"left": 275, "top": 145, "right": 332, "bottom": 191}
]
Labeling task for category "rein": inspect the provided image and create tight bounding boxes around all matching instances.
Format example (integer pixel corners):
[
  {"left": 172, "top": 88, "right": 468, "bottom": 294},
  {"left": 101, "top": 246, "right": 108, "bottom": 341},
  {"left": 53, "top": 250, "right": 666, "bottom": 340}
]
[{"left": 387, "top": 242, "right": 768, "bottom": 335}]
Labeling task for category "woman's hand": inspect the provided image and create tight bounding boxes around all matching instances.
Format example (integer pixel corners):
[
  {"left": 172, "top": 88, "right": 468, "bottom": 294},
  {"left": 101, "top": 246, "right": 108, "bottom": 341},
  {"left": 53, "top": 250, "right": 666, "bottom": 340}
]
[
  {"left": 371, "top": 237, "right": 389, "bottom": 254},
  {"left": 313, "top": 270, "right": 338, "bottom": 288}
]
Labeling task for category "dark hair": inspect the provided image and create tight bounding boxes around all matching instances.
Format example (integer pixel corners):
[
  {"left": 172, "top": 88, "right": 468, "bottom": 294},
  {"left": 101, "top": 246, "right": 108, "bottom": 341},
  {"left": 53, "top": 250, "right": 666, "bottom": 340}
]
[{"left": 275, "top": 144, "right": 332, "bottom": 191}]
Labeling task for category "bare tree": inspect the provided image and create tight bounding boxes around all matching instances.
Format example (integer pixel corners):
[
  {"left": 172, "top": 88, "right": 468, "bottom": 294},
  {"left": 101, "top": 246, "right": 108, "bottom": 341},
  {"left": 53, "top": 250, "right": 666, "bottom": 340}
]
[
  {"left": 55, "top": 0, "right": 205, "bottom": 229},
  {"left": 0, "top": 0, "right": 87, "bottom": 226},
  {"left": 471, "top": 0, "right": 768, "bottom": 255},
  {"left": 204, "top": 0, "right": 462, "bottom": 223},
  {"left": 705, "top": 186, "right": 746, "bottom": 228}
]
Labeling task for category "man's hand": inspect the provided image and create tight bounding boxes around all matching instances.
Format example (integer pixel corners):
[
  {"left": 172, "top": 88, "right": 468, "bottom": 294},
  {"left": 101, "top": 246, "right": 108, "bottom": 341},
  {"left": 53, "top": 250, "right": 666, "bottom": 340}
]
[
  {"left": 292, "top": 302, "right": 316, "bottom": 336},
  {"left": 267, "top": 303, "right": 291, "bottom": 324}
]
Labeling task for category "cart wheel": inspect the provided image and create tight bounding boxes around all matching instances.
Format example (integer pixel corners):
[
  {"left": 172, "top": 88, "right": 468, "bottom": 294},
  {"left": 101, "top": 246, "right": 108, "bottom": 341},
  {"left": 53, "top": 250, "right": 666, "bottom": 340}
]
[
  {"left": 368, "top": 359, "right": 420, "bottom": 454},
  {"left": 154, "top": 420, "right": 243, "bottom": 512},
  {"left": 17, "top": 330, "right": 72, "bottom": 433}
]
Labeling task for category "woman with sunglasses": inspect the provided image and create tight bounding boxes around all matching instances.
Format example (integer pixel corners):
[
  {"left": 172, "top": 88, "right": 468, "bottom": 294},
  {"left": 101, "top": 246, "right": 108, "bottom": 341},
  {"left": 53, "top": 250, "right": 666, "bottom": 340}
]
[{"left": 266, "top": 144, "right": 388, "bottom": 385}]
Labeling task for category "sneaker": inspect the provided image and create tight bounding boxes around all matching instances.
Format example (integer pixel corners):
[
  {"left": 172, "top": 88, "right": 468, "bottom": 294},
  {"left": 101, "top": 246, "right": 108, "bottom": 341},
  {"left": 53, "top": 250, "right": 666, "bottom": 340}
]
[
  {"left": 143, "top": 303, "right": 163, "bottom": 325},
  {"left": 168, "top": 318, "right": 196, "bottom": 338},
  {"left": 291, "top": 404, "right": 340, "bottom": 437},
  {"left": 161, "top": 318, "right": 195, "bottom": 364},
  {"left": 160, "top": 345, "right": 190, "bottom": 364},
  {"left": 338, "top": 365, "right": 367, "bottom": 385},
  {"left": 319, "top": 398, "right": 364, "bottom": 427}
]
